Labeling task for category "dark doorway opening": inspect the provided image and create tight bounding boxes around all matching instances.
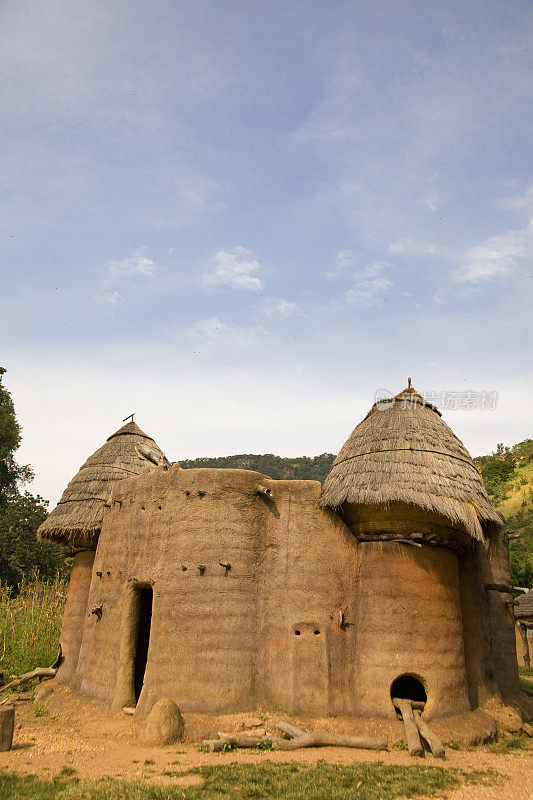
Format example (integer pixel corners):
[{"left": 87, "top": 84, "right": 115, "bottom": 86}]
[
  {"left": 134, "top": 586, "right": 153, "bottom": 702},
  {"left": 390, "top": 674, "right": 427, "bottom": 706}
]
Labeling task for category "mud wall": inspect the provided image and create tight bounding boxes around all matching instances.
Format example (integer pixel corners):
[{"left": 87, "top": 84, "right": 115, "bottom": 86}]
[
  {"left": 352, "top": 541, "right": 470, "bottom": 719},
  {"left": 57, "top": 550, "right": 95, "bottom": 684},
  {"left": 255, "top": 481, "right": 358, "bottom": 716},
  {"left": 478, "top": 530, "right": 522, "bottom": 703}
]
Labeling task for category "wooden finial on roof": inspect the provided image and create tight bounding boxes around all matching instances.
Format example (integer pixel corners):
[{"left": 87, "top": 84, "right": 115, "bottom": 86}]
[{"left": 123, "top": 413, "right": 135, "bottom": 423}]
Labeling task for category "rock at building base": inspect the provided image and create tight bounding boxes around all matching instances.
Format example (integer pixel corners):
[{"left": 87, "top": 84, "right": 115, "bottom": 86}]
[{"left": 137, "top": 698, "right": 184, "bottom": 746}]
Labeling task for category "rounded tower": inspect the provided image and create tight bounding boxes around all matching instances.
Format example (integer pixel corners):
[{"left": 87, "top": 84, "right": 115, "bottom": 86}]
[
  {"left": 321, "top": 386, "right": 504, "bottom": 718},
  {"left": 38, "top": 420, "right": 169, "bottom": 683}
]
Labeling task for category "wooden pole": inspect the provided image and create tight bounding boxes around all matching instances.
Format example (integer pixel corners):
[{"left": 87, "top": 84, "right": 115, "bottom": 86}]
[
  {"left": 519, "top": 623, "right": 531, "bottom": 670},
  {"left": 393, "top": 698, "right": 423, "bottom": 757},
  {"left": 413, "top": 711, "right": 445, "bottom": 758},
  {"left": 0, "top": 706, "right": 15, "bottom": 751}
]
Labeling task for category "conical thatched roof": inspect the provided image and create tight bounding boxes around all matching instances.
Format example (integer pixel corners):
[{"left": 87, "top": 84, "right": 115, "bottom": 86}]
[
  {"left": 320, "top": 387, "right": 504, "bottom": 541},
  {"left": 38, "top": 421, "right": 169, "bottom": 548},
  {"left": 514, "top": 590, "right": 533, "bottom": 624}
]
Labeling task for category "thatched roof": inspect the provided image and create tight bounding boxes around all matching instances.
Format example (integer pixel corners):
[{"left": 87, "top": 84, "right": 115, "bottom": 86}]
[
  {"left": 320, "top": 387, "right": 504, "bottom": 541},
  {"left": 514, "top": 590, "right": 533, "bottom": 624},
  {"left": 38, "top": 421, "right": 168, "bottom": 548}
]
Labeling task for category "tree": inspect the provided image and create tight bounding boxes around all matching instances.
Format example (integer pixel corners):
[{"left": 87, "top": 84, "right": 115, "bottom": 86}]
[
  {"left": 0, "top": 367, "right": 32, "bottom": 507},
  {"left": 0, "top": 491, "right": 66, "bottom": 587},
  {"left": 0, "top": 367, "right": 67, "bottom": 589}
]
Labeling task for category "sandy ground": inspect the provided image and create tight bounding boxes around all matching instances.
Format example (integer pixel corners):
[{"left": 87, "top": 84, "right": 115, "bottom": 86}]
[{"left": 0, "top": 682, "right": 532, "bottom": 799}]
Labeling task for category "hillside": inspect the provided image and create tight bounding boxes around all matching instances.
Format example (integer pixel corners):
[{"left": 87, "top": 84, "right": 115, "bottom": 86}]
[
  {"left": 181, "top": 439, "right": 533, "bottom": 588},
  {"left": 474, "top": 439, "right": 533, "bottom": 588},
  {"left": 179, "top": 453, "right": 336, "bottom": 483}
]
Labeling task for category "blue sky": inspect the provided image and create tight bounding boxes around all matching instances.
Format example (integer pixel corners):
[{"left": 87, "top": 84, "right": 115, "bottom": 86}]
[{"left": 1, "top": 0, "right": 532, "bottom": 504}]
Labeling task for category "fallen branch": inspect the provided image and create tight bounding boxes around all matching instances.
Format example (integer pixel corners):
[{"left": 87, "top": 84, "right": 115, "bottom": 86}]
[
  {"left": 272, "top": 733, "right": 388, "bottom": 751},
  {"left": 276, "top": 721, "right": 387, "bottom": 750},
  {"left": 413, "top": 710, "right": 445, "bottom": 758},
  {"left": 277, "top": 721, "right": 306, "bottom": 739},
  {"left": 0, "top": 668, "right": 57, "bottom": 695},
  {"left": 202, "top": 735, "right": 286, "bottom": 752}
]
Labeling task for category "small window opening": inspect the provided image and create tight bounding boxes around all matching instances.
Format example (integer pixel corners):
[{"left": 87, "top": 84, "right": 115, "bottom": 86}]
[
  {"left": 313, "top": 629, "right": 320, "bottom": 635},
  {"left": 134, "top": 586, "right": 153, "bottom": 703},
  {"left": 390, "top": 674, "right": 427, "bottom": 707},
  {"left": 294, "top": 629, "right": 301, "bottom": 636}
]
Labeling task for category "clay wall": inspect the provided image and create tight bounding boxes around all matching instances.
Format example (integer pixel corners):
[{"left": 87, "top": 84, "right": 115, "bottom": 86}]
[
  {"left": 351, "top": 541, "right": 470, "bottom": 720},
  {"left": 56, "top": 550, "right": 95, "bottom": 684},
  {"left": 65, "top": 468, "right": 508, "bottom": 720}
]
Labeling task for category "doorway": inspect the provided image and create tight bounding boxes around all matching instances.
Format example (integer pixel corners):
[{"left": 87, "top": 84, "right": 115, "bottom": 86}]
[
  {"left": 390, "top": 674, "right": 427, "bottom": 706},
  {"left": 134, "top": 586, "right": 153, "bottom": 702}
]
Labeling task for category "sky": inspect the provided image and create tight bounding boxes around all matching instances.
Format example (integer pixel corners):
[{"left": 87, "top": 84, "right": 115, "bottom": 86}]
[{"left": 1, "top": 0, "right": 532, "bottom": 506}]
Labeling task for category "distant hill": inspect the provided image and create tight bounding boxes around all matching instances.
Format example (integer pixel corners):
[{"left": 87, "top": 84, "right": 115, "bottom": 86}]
[
  {"left": 180, "top": 453, "right": 336, "bottom": 484},
  {"left": 474, "top": 439, "right": 533, "bottom": 588},
  {"left": 181, "top": 438, "right": 533, "bottom": 588}
]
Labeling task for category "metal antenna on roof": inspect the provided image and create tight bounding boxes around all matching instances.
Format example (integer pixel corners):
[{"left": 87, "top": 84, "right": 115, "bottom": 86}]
[
  {"left": 123, "top": 413, "right": 135, "bottom": 423},
  {"left": 407, "top": 377, "right": 412, "bottom": 389}
]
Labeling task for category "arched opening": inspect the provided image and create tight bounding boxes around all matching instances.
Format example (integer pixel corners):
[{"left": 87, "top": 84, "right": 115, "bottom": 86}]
[{"left": 390, "top": 674, "right": 427, "bottom": 707}]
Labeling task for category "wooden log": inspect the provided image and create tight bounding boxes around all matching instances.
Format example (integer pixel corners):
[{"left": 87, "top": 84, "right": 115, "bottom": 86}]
[
  {"left": 392, "top": 697, "right": 425, "bottom": 712},
  {"left": 394, "top": 698, "right": 423, "bottom": 757},
  {"left": 0, "top": 705, "right": 15, "bottom": 751},
  {"left": 413, "top": 711, "right": 445, "bottom": 758},
  {"left": 277, "top": 721, "right": 306, "bottom": 739},
  {"left": 272, "top": 733, "right": 388, "bottom": 751},
  {"left": 518, "top": 623, "right": 531, "bottom": 670},
  {"left": 0, "top": 667, "right": 56, "bottom": 694}
]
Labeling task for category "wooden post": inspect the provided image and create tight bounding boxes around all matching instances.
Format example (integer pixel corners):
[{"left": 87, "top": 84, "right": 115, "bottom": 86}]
[
  {"left": 0, "top": 705, "right": 15, "bottom": 751},
  {"left": 393, "top": 698, "right": 423, "bottom": 757},
  {"left": 413, "top": 710, "right": 445, "bottom": 758},
  {"left": 519, "top": 623, "right": 530, "bottom": 670}
]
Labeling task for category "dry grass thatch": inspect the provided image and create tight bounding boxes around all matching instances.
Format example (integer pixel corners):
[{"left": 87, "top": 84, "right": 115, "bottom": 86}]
[
  {"left": 514, "top": 590, "right": 533, "bottom": 623},
  {"left": 38, "top": 421, "right": 168, "bottom": 547},
  {"left": 320, "top": 388, "right": 503, "bottom": 541}
]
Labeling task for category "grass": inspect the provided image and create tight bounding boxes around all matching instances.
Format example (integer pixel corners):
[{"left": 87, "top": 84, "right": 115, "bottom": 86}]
[
  {"left": 0, "top": 762, "right": 499, "bottom": 800},
  {"left": 0, "top": 576, "right": 66, "bottom": 680},
  {"left": 519, "top": 667, "right": 533, "bottom": 693}
]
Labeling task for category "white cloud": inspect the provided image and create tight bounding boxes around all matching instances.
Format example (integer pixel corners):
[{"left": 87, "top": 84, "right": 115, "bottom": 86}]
[
  {"left": 388, "top": 239, "right": 436, "bottom": 256},
  {"left": 102, "top": 290, "right": 124, "bottom": 306},
  {"left": 261, "top": 299, "right": 306, "bottom": 318},
  {"left": 202, "top": 247, "right": 264, "bottom": 291},
  {"left": 345, "top": 262, "right": 393, "bottom": 307},
  {"left": 97, "top": 247, "right": 157, "bottom": 305},
  {"left": 104, "top": 248, "right": 156, "bottom": 283},
  {"left": 453, "top": 224, "right": 531, "bottom": 282},
  {"left": 324, "top": 250, "right": 359, "bottom": 278}
]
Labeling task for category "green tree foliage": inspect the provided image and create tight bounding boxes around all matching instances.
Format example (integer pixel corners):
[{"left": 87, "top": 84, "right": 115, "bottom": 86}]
[
  {"left": 0, "top": 368, "right": 66, "bottom": 590},
  {"left": 180, "top": 453, "right": 336, "bottom": 483},
  {"left": 0, "top": 367, "right": 32, "bottom": 506},
  {"left": 479, "top": 458, "right": 515, "bottom": 498},
  {"left": 475, "top": 439, "right": 533, "bottom": 588},
  {"left": 0, "top": 492, "right": 66, "bottom": 588}
]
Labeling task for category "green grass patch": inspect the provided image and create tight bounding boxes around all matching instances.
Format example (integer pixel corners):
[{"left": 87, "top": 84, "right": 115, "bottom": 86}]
[
  {"left": 0, "top": 761, "right": 499, "bottom": 800},
  {"left": 0, "top": 577, "right": 66, "bottom": 680}
]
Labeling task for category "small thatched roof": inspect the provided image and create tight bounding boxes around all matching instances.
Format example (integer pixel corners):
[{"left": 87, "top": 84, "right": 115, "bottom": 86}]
[
  {"left": 38, "top": 421, "right": 169, "bottom": 548},
  {"left": 514, "top": 590, "right": 533, "bottom": 624},
  {"left": 320, "top": 387, "right": 504, "bottom": 541}
]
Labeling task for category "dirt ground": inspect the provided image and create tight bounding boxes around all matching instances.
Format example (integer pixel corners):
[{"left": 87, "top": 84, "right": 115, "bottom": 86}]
[{"left": 1, "top": 682, "right": 532, "bottom": 799}]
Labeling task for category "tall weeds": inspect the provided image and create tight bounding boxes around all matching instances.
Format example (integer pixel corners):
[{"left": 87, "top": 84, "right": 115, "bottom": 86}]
[{"left": 0, "top": 576, "right": 66, "bottom": 679}]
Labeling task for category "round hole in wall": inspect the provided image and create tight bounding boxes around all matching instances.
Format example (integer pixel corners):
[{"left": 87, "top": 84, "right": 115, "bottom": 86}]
[
  {"left": 185, "top": 491, "right": 190, "bottom": 496},
  {"left": 294, "top": 629, "right": 301, "bottom": 636},
  {"left": 313, "top": 629, "right": 320, "bottom": 635},
  {"left": 390, "top": 674, "right": 427, "bottom": 707}
]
